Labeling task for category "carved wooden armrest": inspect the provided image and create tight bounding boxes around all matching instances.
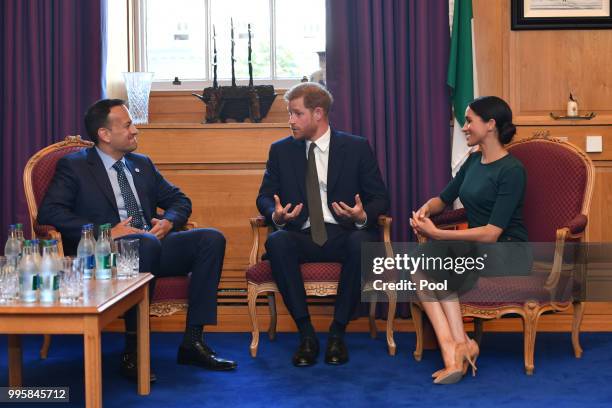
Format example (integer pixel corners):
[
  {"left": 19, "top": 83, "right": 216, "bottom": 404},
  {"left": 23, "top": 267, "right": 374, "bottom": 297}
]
[
  {"left": 416, "top": 209, "right": 467, "bottom": 244},
  {"left": 183, "top": 220, "right": 198, "bottom": 230},
  {"left": 431, "top": 208, "right": 467, "bottom": 229},
  {"left": 251, "top": 216, "right": 267, "bottom": 229},
  {"left": 544, "top": 214, "right": 588, "bottom": 290},
  {"left": 377, "top": 215, "right": 392, "bottom": 240},
  {"left": 249, "top": 216, "right": 268, "bottom": 266},
  {"left": 377, "top": 215, "right": 393, "bottom": 258},
  {"left": 563, "top": 214, "right": 588, "bottom": 237},
  {"left": 33, "top": 223, "right": 64, "bottom": 255},
  {"left": 34, "top": 223, "right": 61, "bottom": 239},
  {"left": 545, "top": 225, "right": 582, "bottom": 290}
]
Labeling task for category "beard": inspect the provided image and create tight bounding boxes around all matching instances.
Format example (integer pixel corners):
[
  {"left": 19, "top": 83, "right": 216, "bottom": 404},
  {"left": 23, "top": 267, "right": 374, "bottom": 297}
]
[{"left": 291, "top": 122, "right": 317, "bottom": 141}]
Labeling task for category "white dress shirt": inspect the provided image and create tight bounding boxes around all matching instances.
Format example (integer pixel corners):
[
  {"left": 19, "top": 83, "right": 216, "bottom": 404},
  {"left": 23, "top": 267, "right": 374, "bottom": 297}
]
[{"left": 273, "top": 127, "right": 366, "bottom": 230}]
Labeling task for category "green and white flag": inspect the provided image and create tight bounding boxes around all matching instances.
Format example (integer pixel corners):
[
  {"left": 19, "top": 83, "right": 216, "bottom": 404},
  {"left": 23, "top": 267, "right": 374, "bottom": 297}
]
[{"left": 447, "top": 0, "right": 478, "bottom": 177}]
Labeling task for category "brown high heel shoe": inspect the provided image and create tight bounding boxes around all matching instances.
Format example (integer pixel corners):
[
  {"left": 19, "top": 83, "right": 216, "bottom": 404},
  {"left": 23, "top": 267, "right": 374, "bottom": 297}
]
[
  {"left": 432, "top": 339, "right": 479, "bottom": 379},
  {"left": 465, "top": 338, "right": 479, "bottom": 377},
  {"left": 433, "top": 343, "right": 477, "bottom": 384}
]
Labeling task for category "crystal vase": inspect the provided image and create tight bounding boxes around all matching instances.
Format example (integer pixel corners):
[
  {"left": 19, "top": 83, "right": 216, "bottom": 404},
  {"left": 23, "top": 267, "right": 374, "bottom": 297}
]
[{"left": 122, "top": 72, "right": 154, "bottom": 124}]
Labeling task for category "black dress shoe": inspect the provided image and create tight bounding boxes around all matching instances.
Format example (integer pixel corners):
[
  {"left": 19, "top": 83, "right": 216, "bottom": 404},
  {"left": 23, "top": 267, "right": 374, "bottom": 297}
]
[
  {"left": 292, "top": 337, "right": 319, "bottom": 367},
  {"left": 177, "top": 341, "right": 237, "bottom": 370},
  {"left": 325, "top": 336, "right": 349, "bottom": 365},
  {"left": 120, "top": 352, "right": 157, "bottom": 383}
]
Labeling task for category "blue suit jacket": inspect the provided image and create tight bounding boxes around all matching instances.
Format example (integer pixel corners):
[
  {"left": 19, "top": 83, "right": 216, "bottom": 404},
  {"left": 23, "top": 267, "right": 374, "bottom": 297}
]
[
  {"left": 38, "top": 147, "right": 191, "bottom": 254},
  {"left": 256, "top": 129, "right": 390, "bottom": 231}
]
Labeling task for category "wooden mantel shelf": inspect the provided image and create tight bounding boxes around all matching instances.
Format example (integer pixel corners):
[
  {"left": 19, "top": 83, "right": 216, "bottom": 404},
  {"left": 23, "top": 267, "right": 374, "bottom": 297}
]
[{"left": 516, "top": 114, "right": 612, "bottom": 126}]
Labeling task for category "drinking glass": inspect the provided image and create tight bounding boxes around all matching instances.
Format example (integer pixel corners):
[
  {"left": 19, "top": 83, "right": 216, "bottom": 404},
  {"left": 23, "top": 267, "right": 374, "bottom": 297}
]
[
  {"left": 118, "top": 239, "right": 140, "bottom": 279},
  {"left": 0, "top": 257, "right": 19, "bottom": 302},
  {"left": 116, "top": 252, "right": 132, "bottom": 279},
  {"left": 60, "top": 257, "right": 83, "bottom": 303}
]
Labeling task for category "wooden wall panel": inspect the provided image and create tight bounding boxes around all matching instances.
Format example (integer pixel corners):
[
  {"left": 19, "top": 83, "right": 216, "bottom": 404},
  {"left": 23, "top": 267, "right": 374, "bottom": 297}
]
[
  {"left": 588, "top": 163, "right": 612, "bottom": 242},
  {"left": 473, "top": 0, "right": 504, "bottom": 97},
  {"left": 510, "top": 29, "right": 612, "bottom": 118},
  {"left": 137, "top": 124, "right": 289, "bottom": 164},
  {"left": 515, "top": 125, "right": 612, "bottom": 160},
  {"left": 158, "top": 171, "right": 264, "bottom": 270},
  {"left": 473, "top": 0, "right": 612, "bottom": 122}
]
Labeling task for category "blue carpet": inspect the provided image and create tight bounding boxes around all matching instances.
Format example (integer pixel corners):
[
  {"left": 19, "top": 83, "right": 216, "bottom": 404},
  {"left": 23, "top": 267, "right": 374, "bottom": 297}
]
[{"left": 2, "top": 331, "right": 612, "bottom": 407}]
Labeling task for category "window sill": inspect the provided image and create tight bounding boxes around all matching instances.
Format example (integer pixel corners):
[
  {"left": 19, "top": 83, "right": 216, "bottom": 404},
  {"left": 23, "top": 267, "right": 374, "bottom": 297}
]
[{"left": 151, "top": 78, "right": 303, "bottom": 92}]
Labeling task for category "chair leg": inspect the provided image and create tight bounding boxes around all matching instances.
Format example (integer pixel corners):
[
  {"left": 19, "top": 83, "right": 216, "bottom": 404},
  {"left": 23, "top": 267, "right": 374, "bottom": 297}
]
[
  {"left": 472, "top": 318, "right": 484, "bottom": 345},
  {"left": 247, "top": 284, "right": 260, "bottom": 358},
  {"left": 40, "top": 335, "right": 52, "bottom": 359},
  {"left": 572, "top": 301, "right": 585, "bottom": 358},
  {"left": 523, "top": 302, "right": 540, "bottom": 375},
  {"left": 385, "top": 290, "right": 397, "bottom": 356},
  {"left": 410, "top": 302, "right": 423, "bottom": 361},
  {"left": 267, "top": 293, "right": 277, "bottom": 341},
  {"left": 368, "top": 300, "right": 377, "bottom": 339}
]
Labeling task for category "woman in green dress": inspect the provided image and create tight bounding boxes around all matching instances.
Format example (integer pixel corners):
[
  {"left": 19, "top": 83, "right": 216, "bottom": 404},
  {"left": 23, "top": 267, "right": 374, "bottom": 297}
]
[{"left": 410, "top": 96, "right": 529, "bottom": 384}]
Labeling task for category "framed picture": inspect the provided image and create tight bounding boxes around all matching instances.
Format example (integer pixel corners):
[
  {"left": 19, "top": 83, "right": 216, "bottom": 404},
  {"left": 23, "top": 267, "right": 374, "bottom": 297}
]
[{"left": 512, "top": 0, "right": 612, "bottom": 29}]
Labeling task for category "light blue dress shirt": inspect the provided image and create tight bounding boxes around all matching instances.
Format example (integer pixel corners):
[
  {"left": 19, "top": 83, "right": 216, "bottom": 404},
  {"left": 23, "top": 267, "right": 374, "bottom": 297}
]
[{"left": 95, "top": 147, "right": 146, "bottom": 226}]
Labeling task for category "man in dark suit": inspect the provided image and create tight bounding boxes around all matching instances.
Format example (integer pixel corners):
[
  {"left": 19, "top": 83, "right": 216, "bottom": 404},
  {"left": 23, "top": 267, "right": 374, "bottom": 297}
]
[
  {"left": 38, "top": 99, "right": 237, "bottom": 381},
  {"left": 257, "top": 82, "right": 390, "bottom": 366}
]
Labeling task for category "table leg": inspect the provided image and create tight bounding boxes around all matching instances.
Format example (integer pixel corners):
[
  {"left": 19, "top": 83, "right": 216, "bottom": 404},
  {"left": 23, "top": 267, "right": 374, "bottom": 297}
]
[
  {"left": 8, "top": 335, "right": 22, "bottom": 386},
  {"left": 83, "top": 317, "right": 102, "bottom": 408},
  {"left": 137, "top": 285, "right": 150, "bottom": 395}
]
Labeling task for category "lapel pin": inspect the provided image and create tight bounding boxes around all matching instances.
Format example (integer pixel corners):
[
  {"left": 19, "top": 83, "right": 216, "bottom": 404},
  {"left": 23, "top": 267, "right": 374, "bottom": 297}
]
[{"left": 135, "top": 168, "right": 140, "bottom": 173}]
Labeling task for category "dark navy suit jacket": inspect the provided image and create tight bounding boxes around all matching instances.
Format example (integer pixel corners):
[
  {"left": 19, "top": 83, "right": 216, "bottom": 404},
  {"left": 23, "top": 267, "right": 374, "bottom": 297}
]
[
  {"left": 256, "top": 129, "right": 390, "bottom": 231},
  {"left": 38, "top": 147, "right": 191, "bottom": 254}
]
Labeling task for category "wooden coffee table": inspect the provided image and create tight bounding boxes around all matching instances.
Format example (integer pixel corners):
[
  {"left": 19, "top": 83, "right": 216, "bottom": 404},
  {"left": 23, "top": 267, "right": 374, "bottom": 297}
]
[{"left": 0, "top": 273, "right": 154, "bottom": 408}]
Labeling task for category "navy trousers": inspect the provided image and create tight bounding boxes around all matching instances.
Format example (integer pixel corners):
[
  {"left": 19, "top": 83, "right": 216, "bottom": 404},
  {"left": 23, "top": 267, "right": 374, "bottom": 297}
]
[
  {"left": 264, "top": 223, "right": 378, "bottom": 326},
  {"left": 123, "top": 228, "right": 226, "bottom": 331}
]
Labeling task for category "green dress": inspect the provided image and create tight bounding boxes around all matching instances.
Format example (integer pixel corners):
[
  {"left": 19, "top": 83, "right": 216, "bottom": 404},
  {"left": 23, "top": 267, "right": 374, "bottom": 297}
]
[
  {"left": 440, "top": 151, "right": 528, "bottom": 242},
  {"left": 416, "top": 152, "right": 532, "bottom": 297}
]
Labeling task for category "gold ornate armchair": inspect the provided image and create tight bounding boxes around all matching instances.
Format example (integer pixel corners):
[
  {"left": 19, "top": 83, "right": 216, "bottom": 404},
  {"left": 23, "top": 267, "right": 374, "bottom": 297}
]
[
  {"left": 23, "top": 135, "right": 194, "bottom": 358},
  {"left": 24, "top": 135, "right": 94, "bottom": 255},
  {"left": 411, "top": 136, "right": 594, "bottom": 374},
  {"left": 245, "top": 215, "right": 397, "bottom": 357}
]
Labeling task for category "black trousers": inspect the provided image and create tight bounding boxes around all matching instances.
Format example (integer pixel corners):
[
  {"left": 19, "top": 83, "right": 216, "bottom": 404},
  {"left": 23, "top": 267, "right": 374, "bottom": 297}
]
[
  {"left": 264, "top": 223, "right": 379, "bottom": 326},
  {"left": 123, "top": 228, "right": 226, "bottom": 331}
]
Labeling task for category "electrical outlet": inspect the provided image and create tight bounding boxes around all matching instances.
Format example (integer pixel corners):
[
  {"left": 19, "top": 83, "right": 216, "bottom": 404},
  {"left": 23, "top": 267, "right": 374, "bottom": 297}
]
[{"left": 586, "top": 135, "right": 603, "bottom": 153}]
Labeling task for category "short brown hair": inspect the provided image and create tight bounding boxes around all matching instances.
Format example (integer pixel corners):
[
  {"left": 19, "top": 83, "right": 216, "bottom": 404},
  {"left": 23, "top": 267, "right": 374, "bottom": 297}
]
[{"left": 284, "top": 82, "right": 333, "bottom": 115}]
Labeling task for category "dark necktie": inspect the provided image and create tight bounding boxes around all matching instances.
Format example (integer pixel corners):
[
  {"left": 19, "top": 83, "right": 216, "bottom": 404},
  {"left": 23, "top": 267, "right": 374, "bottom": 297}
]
[
  {"left": 112, "top": 161, "right": 145, "bottom": 229},
  {"left": 306, "top": 143, "right": 327, "bottom": 246}
]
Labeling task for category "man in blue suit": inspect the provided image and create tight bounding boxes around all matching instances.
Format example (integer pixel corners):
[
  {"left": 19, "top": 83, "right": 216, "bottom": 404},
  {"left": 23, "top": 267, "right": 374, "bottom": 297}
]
[
  {"left": 257, "top": 83, "right": 390, "bottom": 366},
  {"left": 38, "top": 99, "right": 237, "bottom": 381}
]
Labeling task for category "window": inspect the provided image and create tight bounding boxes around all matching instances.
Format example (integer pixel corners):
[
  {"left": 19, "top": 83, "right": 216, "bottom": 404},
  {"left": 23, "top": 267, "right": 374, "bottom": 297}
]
[{"left": 135, "top": 0, "right": 326, "bottom": 90}]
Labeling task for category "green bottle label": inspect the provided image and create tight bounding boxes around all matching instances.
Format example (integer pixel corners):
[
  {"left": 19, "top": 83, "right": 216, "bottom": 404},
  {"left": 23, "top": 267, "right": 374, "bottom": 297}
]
[
  {"left": 99, "top": 254, "right": 111, "bottom": 269},
  {"left": 53, "top": 275, "right": 59, "bottom": 291}
]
